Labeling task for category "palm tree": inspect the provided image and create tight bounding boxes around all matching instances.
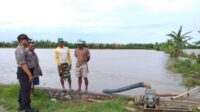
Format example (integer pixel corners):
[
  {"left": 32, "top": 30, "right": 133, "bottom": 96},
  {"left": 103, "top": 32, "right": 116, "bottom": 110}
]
[
  {"left": 195, "top": 31, "right": 200, "bottom": 46},
  {"left": 166, "top": 26, "right": 192, "bottom": 57}
]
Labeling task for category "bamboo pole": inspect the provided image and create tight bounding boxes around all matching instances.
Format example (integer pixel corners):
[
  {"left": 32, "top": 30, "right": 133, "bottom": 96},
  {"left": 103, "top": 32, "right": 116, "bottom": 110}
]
[
  {"left": 156, "top": 93, "right": 180, "bottom": 97},
  {"left": 171, "top": 86, "right": 200, "bottom": 100}
]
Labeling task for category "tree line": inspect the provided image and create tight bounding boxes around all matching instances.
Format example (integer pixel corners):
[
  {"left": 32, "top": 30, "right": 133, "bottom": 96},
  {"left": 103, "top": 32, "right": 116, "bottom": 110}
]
[
  {"left": 0, "top": 40, "right": 156, "bottom": 49},
  {"left": 0, "top": 28, "right": 199, "bottom": 50},
  {"left": 0, "top": 40, "right": 199, "bottom": 49}
]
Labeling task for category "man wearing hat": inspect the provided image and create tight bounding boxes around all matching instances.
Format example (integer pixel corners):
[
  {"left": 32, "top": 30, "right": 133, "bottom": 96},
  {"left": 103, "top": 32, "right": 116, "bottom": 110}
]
[
  {"left": 15, "top": 34, "right": 38, "bottom": 112},
  {"left": 54, "top": 38, "right": 73, "bottom": 92},
  {"left": 75, "top": 40, "right": 90, "bottom": 94}
]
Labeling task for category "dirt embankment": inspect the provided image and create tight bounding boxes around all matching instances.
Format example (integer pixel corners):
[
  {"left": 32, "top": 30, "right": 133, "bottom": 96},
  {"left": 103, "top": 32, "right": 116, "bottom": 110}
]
[{"left": 0, "top": 106, "right": 7, "bottom": 112}]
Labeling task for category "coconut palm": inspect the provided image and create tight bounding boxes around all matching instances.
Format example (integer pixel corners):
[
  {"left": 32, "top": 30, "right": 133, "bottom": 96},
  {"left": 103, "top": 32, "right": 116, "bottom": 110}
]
[
  {"left": 166, "top": 26, "right": 192, "bottom": 57},
  {"left": 195, "top": 31, "right": 200, "bottom": 46}
]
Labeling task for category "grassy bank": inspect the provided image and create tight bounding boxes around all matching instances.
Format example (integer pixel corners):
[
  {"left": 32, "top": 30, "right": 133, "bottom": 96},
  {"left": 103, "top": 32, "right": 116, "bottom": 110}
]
[
  {"left": 0, "top": 85, "right": 138, "bottom": 112},
  {"left": 167, "top": 59, "right": 200, "bottom": 87}
]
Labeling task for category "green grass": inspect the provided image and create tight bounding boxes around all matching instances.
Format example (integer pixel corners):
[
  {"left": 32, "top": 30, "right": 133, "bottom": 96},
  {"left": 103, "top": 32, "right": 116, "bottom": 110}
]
[
  {"left": 193, "top": 107, "right": 200, "bottom": 112},
  {"left": 167, "top": 59, "right": 200, "bottom": 87},
  {"left": 180, "top": 52, "right": 198, "bottom": 60},
  {"left": 0, "top": 85, "right": 136, "bottom": 112}
]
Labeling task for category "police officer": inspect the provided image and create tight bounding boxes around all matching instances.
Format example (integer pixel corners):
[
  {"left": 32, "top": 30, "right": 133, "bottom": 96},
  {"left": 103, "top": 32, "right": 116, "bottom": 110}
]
[{"left": 15, "top": 34, "right": 39, "bottom": 112}]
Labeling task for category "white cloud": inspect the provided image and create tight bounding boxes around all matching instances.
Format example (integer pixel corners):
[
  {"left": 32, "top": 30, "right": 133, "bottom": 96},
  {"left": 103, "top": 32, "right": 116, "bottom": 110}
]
[
  {"left": 0, "top": 0, "right": 128, "bottom": 28},
  {"left": 135, "top": 0, "right": 199, "bottom": 13},
  {"left": 0, "top": 0, "right": 73, "bottom": 27},
  {"left": 0, "top": 0, "right": 199, "bottom": 32}
]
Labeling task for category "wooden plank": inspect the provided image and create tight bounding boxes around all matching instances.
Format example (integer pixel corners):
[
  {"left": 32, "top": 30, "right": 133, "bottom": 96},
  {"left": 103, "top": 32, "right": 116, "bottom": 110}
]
[
  {"left": 123, "top": 106, "right": 137, "bottom": 112},
  {"left": 144, "top": 107, "right": 192, "bottom": 112}
]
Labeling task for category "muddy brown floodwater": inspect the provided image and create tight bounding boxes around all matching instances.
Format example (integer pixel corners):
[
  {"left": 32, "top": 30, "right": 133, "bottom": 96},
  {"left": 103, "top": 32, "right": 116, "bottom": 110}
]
[{"left": 0, "top": 48, "right": 190, "bottom": 96}]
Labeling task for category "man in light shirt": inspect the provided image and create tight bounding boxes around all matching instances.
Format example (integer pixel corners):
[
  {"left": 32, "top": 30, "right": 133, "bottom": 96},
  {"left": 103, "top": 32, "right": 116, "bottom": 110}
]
[{"left": 55, "top": 38, "right": 73, "bottom": 92}]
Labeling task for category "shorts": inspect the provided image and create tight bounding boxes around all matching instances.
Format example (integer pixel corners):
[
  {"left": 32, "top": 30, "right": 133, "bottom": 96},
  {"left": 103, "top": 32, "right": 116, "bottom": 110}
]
[
  {"left": 32, "top": 77, "right": 39, "bottom": 86},
  {"left": 75, "top": 63, "right": 89, "bottom": 78},
  {"left": 58, "top": 63, "right": 71, "bottom": 79}
]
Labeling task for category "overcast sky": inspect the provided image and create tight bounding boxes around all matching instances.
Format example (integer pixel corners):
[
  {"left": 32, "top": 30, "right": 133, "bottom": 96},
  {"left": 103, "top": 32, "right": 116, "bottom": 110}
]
[{"left": 0, "top": 0, "right": 199, "bottom": 43}]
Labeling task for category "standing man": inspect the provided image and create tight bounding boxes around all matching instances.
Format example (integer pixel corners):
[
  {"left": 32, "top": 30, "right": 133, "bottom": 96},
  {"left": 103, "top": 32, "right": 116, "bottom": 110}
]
[
  {"left": 54, "top": 38, "right": 73, "bottom": 92},
  {"left": 75, "top": 40, "right": 90, "bottom": 94},
  {"left": 15, "top": 34, "right": 38, "bottom": 112},
  {"left": 27, "top": 40, "right": 43, "bottom": 97}
]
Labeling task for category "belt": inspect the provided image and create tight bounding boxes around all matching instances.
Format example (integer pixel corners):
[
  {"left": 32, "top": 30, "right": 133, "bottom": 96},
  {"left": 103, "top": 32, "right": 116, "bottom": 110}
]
[
  {"left": 18, "top": 67, "right": 34, "bottom": 70},
  {"left": 60, "top": 63, "right": 69, "bottom": 65}
]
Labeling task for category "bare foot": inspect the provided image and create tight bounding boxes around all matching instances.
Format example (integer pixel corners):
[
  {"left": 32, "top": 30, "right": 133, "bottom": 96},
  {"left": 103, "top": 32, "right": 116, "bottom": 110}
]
[
  {"left": 69, "top": 88, "right": 73, "bottom": 92},
  {"left": 62, "top": 88, "right": 67, "bottom": 93},
  {"left": 76, "top": 89, "right": 81, "bottom": 93},
  {"left": 85, "top": 89, "right": 88, "bottom": 95}
]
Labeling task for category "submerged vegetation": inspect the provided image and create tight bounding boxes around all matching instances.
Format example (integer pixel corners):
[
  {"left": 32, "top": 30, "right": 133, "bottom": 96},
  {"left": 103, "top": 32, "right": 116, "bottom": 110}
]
[
  {"left": 165, "top": 27, "right": 200, "bottom": 87},
  {"left": 167, "top": 59, "right": 200, "bottom": 87}
]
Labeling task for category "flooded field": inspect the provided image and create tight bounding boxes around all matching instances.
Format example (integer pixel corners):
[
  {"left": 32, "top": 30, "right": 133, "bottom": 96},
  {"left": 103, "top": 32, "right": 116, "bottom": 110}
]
[{"left": 0, "top": 48, "right": 189, "bottom": 95}]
